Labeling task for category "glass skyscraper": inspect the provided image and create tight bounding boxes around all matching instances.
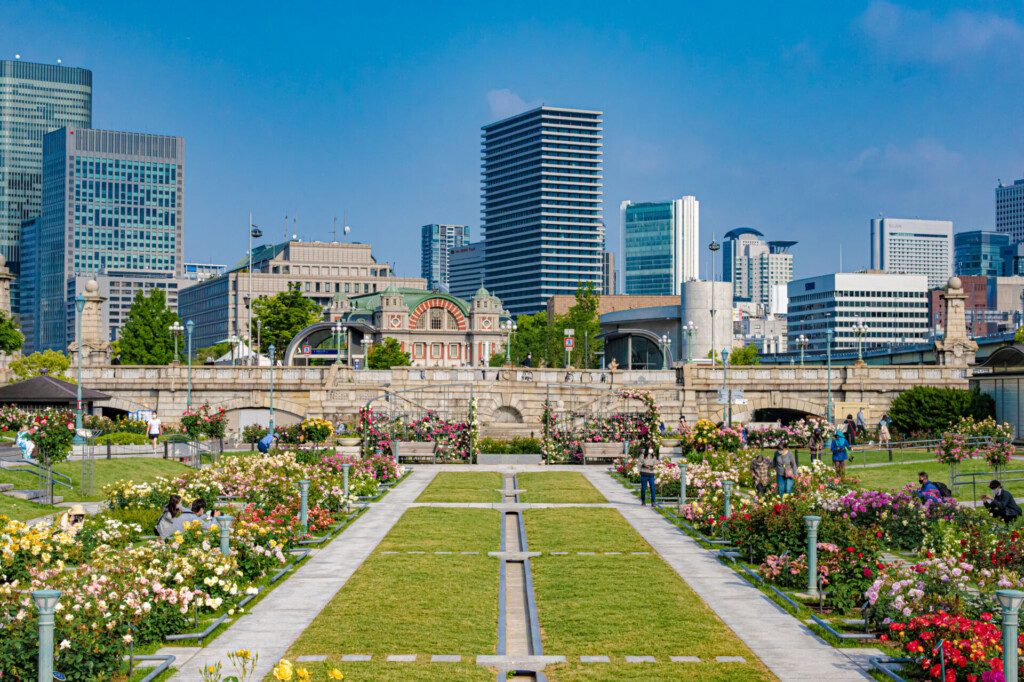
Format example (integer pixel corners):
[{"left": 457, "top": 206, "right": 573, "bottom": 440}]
[
  {"left": 27, "top": 128, "right": 184, "bottom": 351},
  {"left": 954, "top": 230, "right": 1010, "bottom": 277},
  {"left": 482, "top": 106, "right": 603, "bottom": 316},
  {"left": 420, "top": 223, "right": 469, "bottom": 290},
  {"left": 0, "top": 59, "right": 92, "bottom": 311},
  {"left": 620, "top": 197, "right": 699, "bottom": 295}
]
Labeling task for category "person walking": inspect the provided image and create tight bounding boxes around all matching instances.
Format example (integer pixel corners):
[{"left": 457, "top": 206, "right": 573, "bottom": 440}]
[
  {"left": 155, "top": 494, "right": 182, "bottom": 539},
  {"left": 843, "top": 414, "right": 857, "bottom": 445},
  {"left": 983, "top": 480, "right": 1022, "bottom": 524},
  {"left": 146, "top": 413, "right": 163, "bottom": 449},
  {"left": 856, "top": 408, "right": 867, "bottom": 438},
  {"left": 808, "top": 427, "right": 824, "bottom": 463},
  {"left": 750, "top": 451, "right": 773, "bottom": 495},
  {"left": 878, "top": 416, "right": 892, "bottom": 455},
  {"left": 831, "top": 430, "right": 851, "bottom": 476},
  {"left": 639, "top": 450, "right": 659, "bottom": 506},
  {"left": 772, "top": 440, "right": 797, "bottom": 495},
  {"left": 15, "top": 426, "right": 35, "bottom": 462}
]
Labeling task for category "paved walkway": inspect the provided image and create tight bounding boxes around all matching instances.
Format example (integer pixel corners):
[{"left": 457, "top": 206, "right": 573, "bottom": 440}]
[
  {"left": 584, "top": 470, "right": 874, "bottom": 681},
  {"left": 170, "top": 468, "right": 438, "bottom": 681}
]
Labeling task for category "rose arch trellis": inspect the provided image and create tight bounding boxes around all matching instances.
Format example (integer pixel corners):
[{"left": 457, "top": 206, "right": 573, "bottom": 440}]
[
  {"left": 542, "top": 386, "right": 661, "bottom": 463},
  {"left": 358, "top": 383, "right": 478, "bottom": 463}
]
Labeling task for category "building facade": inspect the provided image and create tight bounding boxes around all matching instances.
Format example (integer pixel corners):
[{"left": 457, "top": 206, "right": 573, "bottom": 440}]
[
  {"left": 25, "top": 128, "right": 184, "bottom": 352},
  {"left": 482, "top": 106, "right": 604, "bottom": 316},
  {"left": 787, "top": 272, "right": 929, "bottom": 355},
  {"left": 722, "top": 227, "right": 795, "bottom": 312},
  {"left": 183, "top": 262, "right": 226, "bottom": 281},
  {"left": 954, "top": 231, "right": 1009, "bottom": 277},
  {"left": 996, "top": 178, "right": 1024, "bottom": 242},
  {"left": 870, "top": 217, "right": 953, "bottom": 290},
  {"left": 178, "top": 240, "right": 426, "bottom": 349},
  {"left": 928, "top": 274, "right": 989, "bottom": 335},
  {"left": 284, "top": 286, "right": 509, "bottom": 368},
  {"left": 420, "top": 223, "right": 469, "bottom": 291},
  {"left": 0, "top": 60, "right": 93, "bottom": 311},
  {"left": 449, "top": 241, "right": 486, "bottom": 301},
  {"left": 602, "top": 251, "right": 616, "bottom": 295},
  {"left": 619, "top": 196, "right": 699, "bottom": 296}
]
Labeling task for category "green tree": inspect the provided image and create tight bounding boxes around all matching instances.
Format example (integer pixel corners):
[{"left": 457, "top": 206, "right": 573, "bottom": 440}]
[
  {"left": 510, "top": 311, "right": 556, "bottom": 367},
  {"left": 557, "top": 281, "right": 603, "bottom": 368},
  {"left": 119, "top": 289, "right": 180, "bottom": 364},
  {"left": 252, "top": 283, "right": 322, "bottom": 354},
  {"left": 367, "top": 337, "right": 411, "bottom": 369},
  {"left": 11, "top": 350, "right": 73, "bottom": 383},
  {"left": 888, "top": 386, "right": 994, "bottom": 437},
  {"left": 488, "top": 352, "right": 507, "bottom": 367},
  {"left": 1016, "top": 326, "right": 1024, "bottom": 345},
  {"left": 0, "top": 310, "right": 24, "bottom": 353},
  {"left": 194, "top": 341, "right": 232, "bottom": 364},
  {"left": 725, "top": 343, "right": 761, "bottom": 366}
]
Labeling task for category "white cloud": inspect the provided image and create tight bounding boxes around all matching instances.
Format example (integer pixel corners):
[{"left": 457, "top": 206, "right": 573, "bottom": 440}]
[
  {"left": 858, "top": 1, "right": 1024, "bottom": 65},
  {"left": 486, "top": 89, "right": 541, "bottom": 119},
  {"left": 851, "top": 138, "right": 963, "bottom": 176}
]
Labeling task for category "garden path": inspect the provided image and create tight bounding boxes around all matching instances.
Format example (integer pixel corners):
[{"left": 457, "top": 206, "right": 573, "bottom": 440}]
[
  {"left": 583, "top": 469, "right": 875, "bottom": 681},
  {"left": 169, "top": 467, "right": 439, "bottom": 681}
]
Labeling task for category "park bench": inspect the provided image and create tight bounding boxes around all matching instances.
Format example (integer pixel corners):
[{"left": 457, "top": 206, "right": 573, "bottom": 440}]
[
  {"left": 393, "top": 440, "right": 436, "bottom": 464},
  {"left": 582, "top": 441, "right": 627, "bottom": 466}
]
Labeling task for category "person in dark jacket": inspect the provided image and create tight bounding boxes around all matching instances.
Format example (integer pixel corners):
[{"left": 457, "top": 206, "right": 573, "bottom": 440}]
[
  {"left": 808, "top": 428, "right": 824, "bottom": 463},
  {"left": 916, "top": 472, "right": 942, "bottom": 502},
  {"left": 831, "top": 431, "right": 850, "bottom": 476},
  {"left": 772, "top": 441, "right": 797, "bottom": 495},
  {"left": 983, "top": 480, "right": 1021, "bottom": 524},
  {"left": 639, "top": 450, "right": 659, "bottom": 506},
  {"left": 843, "top": 414, "right": 857, "bottom": 445}
]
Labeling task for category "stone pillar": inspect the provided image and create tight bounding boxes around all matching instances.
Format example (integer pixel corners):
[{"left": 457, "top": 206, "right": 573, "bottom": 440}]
[
  {"left": 934, "top": 276, "right": 978, "bottom": 366},
  {"left": 69, "top": 279, "right": 111, "bottom": 366},
  {"left": 0, "top": 254, "right": 13, "bottom": 316}
]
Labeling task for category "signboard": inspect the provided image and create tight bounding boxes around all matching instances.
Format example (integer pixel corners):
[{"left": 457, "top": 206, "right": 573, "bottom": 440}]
[
  {"left": 301, "top": 345, "right": 312, "bottom": 354},
  {"left": 716, "top": 388, "right": 746, "bottom": 405},
  {"left": 564, "top": 337, "right": 575, "bottom": 350},
  {"left": 563, "top": 328, "right": 575, "bottom": 337}
]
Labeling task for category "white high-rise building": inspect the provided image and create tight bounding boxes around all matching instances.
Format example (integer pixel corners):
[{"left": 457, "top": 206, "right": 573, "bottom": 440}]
[
  {"left": 997, "top": 178, "right": 1024, "bottom": 243},
  {"left": 722, "top": 228, "right": 795, "bottom": 312},
  {"left": 620, "top": 196, "right": 699, "bottom": 295},
  {"left": 870, "top": 218, "right": 953, "bottom": 290}
]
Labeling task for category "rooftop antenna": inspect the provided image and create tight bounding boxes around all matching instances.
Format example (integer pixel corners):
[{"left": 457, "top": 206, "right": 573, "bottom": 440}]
[
  {"left": 292, "top": 213, "right": 297, "bottom": 241},
  {"left": 283, "top": 214, "right": 288, "bottom": 241},
  {"left": 332, "top": 216, "right": 338, "bottom": 243}
]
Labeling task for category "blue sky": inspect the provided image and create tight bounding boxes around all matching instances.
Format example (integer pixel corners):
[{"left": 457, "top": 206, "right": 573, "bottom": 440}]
[{"left": 4, "top": 0, "right": 1023, "bottom": 279}]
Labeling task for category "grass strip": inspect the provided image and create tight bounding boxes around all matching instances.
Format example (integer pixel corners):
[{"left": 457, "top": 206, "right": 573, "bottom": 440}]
[
  {"left": 377, "top": 507, "right": 499, "bottom": 553},
  {"left": 525, "top": 508, "right": 650, "bottom": 553},
  {"left": 273, "top": 661, "right": 494, "bottom": 682},
  {"left": 0, "top": 457, "right": 191, "bottom": 502},
  {"left": 517, "top": 472, "right": 606, "bottom": 503},
  {"left": 0, "top": 494, "right": 61, "bottom": 521},
  {"left": 546, "top": 662, "right": 771, "bottom": 681},
  {"left": 850, "top": 458, "right": 993, "bottom": 493},
  {"left": 415, "top": 471, "right": 503, "bottom": 502}
]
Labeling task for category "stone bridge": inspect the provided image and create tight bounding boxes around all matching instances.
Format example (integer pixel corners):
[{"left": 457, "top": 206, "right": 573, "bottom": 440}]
[{"left": 70, "top": 362, "right": 970, "bottom": 436}]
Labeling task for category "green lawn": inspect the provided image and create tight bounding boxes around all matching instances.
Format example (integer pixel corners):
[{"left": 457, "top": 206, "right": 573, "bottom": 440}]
[
  {"left": 525, "top": 508, "right": 651, "bottom": 553},
  {"left": 0, "top": 493, "right": 61, "bottom": 521},
  {"left": 849, "top": 458, "right": 996, "bottom": 494},
  {"left": 528, "top": 509, "right": 774, "bottom": 682},
  {"left": 270, "top": 662, "right": 493, "bottom": 682},
  {"left": 517, "top": 472, "right": 606, "bottom": 503},
  {"left": 415, "top": 471, "right": 503, "bottom": 503},
  {"left": 0, "top": 457, "right": 191, "bottom": 502},
  {"left": 284, "top": 507, "right": 500, "bottom": 674}
]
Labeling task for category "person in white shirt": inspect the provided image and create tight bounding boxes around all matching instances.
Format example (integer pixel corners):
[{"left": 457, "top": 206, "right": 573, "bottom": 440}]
[{"left": 146, "top": 415, "right": 162, "bottom": 448}]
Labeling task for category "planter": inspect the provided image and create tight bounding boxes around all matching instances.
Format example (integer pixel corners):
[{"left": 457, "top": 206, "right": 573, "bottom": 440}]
[
  {"left": 660, "top": 438, "right": 680, "bottom": 448},
  {"left": 337, "top": 437, "right": 361, "bottom": 447}
]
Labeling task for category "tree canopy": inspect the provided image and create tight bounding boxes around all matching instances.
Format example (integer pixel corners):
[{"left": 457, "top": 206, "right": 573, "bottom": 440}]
[
  {"left": 252, "top": 284, "right": 322, "bottom": 354},
  {"left": 367, "top": 337, "right": 411, "bottom": 369},
  {"left": 118, "top": 289, "right": 180, "bottom": 365},
  {"left": 508, "top": 281, "right": 604, "bottom": 368},
  {"left": 11, "top": 350, "right": 73, "bottom": 383},
  {"left": 0, "top": 311, "right": 24, "bottom": 354}
]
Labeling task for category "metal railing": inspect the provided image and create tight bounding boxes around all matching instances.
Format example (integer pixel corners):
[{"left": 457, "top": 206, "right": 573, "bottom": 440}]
[
  {"left": 849, "top": 436, "right": 993, "bottom": 465},
  {"left": 952, "top": 467, "right": 1024, "bottom": 504}
]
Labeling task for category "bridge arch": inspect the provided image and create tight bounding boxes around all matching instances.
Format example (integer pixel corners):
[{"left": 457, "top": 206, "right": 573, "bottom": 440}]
[
  {"left": 704, "top": 393, "right": 827, "bottom": 424},
  {"left": 100, "top": 395, "right": 155, "bottom": 417},
  {"left": 217, "top": 396, "right": 306, "bottom": 431}
]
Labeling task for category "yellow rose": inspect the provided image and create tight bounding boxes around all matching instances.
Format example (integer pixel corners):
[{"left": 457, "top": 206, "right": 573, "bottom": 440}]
[
  {"left": 328, "top": 670, "right": 344, "bottom": 680},
  {"left": 296, "top": 668, "right": 311, "bottom": 682},
  {"left": 272, "top": 659, "right": 294, "bottom": 681}
]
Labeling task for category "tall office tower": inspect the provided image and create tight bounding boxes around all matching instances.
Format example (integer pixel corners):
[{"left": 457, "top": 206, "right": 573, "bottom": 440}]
[
  {"left": 449, "top": 242, "right": 486, "bottom": 301},
  {"left": 26, "top": 128, "right": 184, "bottom": 352},
  {"left": 996, "top": 178, "right": 1024, "bottom": 242},
  {"left": 721, "top": 227, "right": 795, "bottom": 311},
  {"left": 0, "top": 59, "right": 92, "bottom": 311},
  {"left": 482, "top": 106, "right": 603, "bottom": 315},
  {"left": 619, "top": 196, "right": 699, "bottom": 296},
  {"left": 870, "top": 217, "right": 953, "bottom": 290},
  {"left": 954, "top": 230, "right": 1010, "bottom": 277},
  {"left": 602, "top": 251, "right": 616, "bottom": 295},
  {"left": 420, "top": 224, "right": 469, "bottom": 290}
]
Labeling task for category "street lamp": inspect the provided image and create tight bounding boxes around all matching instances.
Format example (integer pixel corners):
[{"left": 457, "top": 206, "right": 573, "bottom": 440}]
[
  {"left": 248, "top": 215, "right": 262, "bottom": 368},
  {"left": 660, "top": 334, "right": 672, "bottom": 370},
  {"left": 503, "top": 320, "right": 517, "bottom": 364},
  {"left": 169, "top": 320, "right": 184, "bottom": 364},
  {"left": 851, "top": 319, "right": 868, "bottom": 363},
  {"left": 826, "top": 328, "right": 834, "bottom": 423},
  {"left": 709, "top": 239, "right": 721, "bottom": 358},
  {"left": 682, "top": 320, "right": 697, "bottom": 362},
  {"left": 332, "top": 321, "right": 344, "bottom": 366},
  {"left": 74, "top": 293, "right": 85, "bottom": 443},
  {"left": 32, "top": 589, "right": 61, "bottom": 682},
  {"left": 797, "top": 334, "right": 808, "bottom": 366},
  {"left": 722, "top": 347, "right": 731, "bottom": 426},
  {"left": 268, "top": 344, "right": 276, "bottom": 433},
  {"left": 186, "top": 320, "right": 194, "bottom": 410},
  {"left": 228, "top": 334, "right": 240, "bottom": 366},
  {"left": 996, "top": 589, "right": 1024, "bottom": 682}
]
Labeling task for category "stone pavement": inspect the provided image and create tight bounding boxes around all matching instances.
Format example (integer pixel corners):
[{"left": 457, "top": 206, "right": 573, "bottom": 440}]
[
  {"left": 584, "top": 470, "right": 874, "bottom": 681},
  {"left": 169, "top": 467, "right": 438, "bottom": 681}
]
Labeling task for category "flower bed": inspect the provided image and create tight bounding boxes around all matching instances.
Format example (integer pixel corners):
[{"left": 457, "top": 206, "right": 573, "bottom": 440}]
[
  {"left": 357, "top": 407, "right": 478, "bottom": 462},
  {"left": 542, "top": 390, "right": 661, "bottom": 463}
]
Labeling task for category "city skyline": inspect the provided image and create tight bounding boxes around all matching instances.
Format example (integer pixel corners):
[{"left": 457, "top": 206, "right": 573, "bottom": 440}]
[{"left": 3, "top": 1, "right": 1023, "bottom": 283}]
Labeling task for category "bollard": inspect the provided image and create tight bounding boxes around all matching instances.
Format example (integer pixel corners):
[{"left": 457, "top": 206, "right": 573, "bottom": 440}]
[
  {"left": 342, "top": 463, "right": 350, "bottom": 497},
  {"left": 298, "top": 479, "right": 311, "bottom": 532},
  {"left": 677, "top": 463, "right": 688, "bottom": 510},
  {"left": 804, "top": 515, "right": 821, "bottom": 597},
  {"left": 722, "top": 480, "right": 734, "bottom": 518},
  {"left": 32, "top": 589, "right": 60, "bottom": 682},
  {"left": 215, "top": 515, "right": 234, "bottom": 556},
  {"left": 997, "top": 589, "right": 1024, "bottom": 682}
]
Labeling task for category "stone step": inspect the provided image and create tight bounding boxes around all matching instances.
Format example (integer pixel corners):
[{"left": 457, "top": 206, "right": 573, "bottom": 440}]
[
  {"left": 0, "top": 483, "right": 12, "bottom": 492},
  {"left": 4, "top": 489, "right": 63, "bottom": 504}
]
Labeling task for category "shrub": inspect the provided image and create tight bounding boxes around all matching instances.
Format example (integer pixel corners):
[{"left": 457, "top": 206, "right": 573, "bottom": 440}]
[
  {"left": 888, "top": 386, "right": 994, "bottom": 438},
  {"left": 103, "top": 507, "right": 162, "bottom": 534},
  {"left": 242, "top": 424, "right": 269, "bottom": 444},
  {"left": 478, "top": 437, "right": 542, "bottom": 454},
  {"left": 94, "top": 431, "right": 150, "bottom": 446}
]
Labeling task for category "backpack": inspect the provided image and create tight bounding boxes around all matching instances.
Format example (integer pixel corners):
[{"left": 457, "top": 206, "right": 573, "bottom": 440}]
[{"left": 934, "top": 482, "right": 953, "bottom": 499}]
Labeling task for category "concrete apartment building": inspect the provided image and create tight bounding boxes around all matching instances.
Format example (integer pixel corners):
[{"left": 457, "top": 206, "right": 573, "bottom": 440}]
[
  {"left": 870, "top": 217, "right": 953, "bottom": 290},
  {"left": 178, "top": 239, "right": 426, "bottom": 349}
]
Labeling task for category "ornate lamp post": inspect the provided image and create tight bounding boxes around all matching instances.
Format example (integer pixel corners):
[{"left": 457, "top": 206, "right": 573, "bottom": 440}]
[
  {"left": 797, "top": 334, "right": 808, "bottom": 367},
  {"left": 268, "top": 344, "right": 276, "bottom": 433},
  {"left": 228, "top": 334, "right": 240, "bottom": 366},
  {"left": 170, "top": 320, "right": 184, "bottom": 364},
  {"left": 804, "top": 516, "right": 822, "bottom": 597},
  {"left": 683, "top": 320, "right": 696, "bottom": 362},
  {"left": 74, "top": 294, "right": 86, "bottom": 443},
  {"left": 851, "top": 319, "right": 869, "bottom": 363},
  {"left": 709, "top": 239, "right": 721, "bottom": 357},
  {"left": 660, "top": 334, "right": 671, "bottom": 370},
  {"left": 332, "top": 320, "right": 344, "bottom": 366},
  {"left": 996, "top": 590, "right": 1024, "bottom": 682},
  {"left": 186, "top": 320, "right": 194, "bottom": 409},
  {"left": 32, "top": 589, "right": 61, "bottom": 682},
  {"left": 503, "top": 320, "right": 517, "bottom": 364},
  {"left": 216, "top": 515, "right": 234, "bottom": 555}
]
